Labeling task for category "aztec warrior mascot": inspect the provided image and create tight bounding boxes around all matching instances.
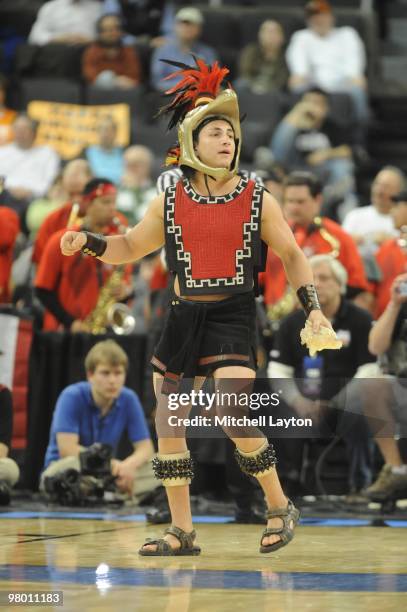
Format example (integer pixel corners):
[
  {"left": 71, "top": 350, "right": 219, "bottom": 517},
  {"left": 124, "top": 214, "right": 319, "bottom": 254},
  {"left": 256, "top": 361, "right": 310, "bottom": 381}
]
[{"left": 60, "top": 58, "right": 342, "bottom": 556}]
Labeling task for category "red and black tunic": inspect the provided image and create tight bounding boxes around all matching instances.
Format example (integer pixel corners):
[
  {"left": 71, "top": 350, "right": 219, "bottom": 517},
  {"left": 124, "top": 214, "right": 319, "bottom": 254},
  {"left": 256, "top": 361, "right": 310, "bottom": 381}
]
[{"left": 164, "top": 176, "right": 265, "bottom": 296}]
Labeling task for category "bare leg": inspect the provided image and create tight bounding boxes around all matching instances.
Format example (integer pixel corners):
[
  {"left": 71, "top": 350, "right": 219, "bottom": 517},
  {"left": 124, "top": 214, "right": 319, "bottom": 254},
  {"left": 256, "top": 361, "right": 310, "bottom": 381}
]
[
  {"left": 361, "top": 378, "right": 402, "bottom": 466},
  {"left": 375, "top": 438, "right": 403, "bottom": 467},
  {"left": 213, "top": 366, "right": 291, "bottom": 548},
  {"left": 141, "top": 373, "right": 205, "bottom": 552}
]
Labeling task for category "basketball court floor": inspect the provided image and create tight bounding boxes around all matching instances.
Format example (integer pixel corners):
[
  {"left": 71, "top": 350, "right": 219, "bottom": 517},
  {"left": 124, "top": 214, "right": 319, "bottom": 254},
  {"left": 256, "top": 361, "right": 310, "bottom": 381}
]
[{"left": 0, "top": 509, "right": 406, "bottom": 611}]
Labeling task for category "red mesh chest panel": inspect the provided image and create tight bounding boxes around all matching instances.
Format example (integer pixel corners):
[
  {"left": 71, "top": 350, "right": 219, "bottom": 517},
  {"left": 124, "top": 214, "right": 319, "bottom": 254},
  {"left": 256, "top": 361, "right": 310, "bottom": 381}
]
[{"left": 165, "top": 177, "right": 263, "bottom": 295}]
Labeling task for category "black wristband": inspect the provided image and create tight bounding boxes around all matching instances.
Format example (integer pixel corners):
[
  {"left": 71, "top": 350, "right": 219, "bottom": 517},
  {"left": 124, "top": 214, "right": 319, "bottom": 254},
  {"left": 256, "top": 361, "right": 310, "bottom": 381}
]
[
  {"left": 297, "top": 284, "right": 321, "bottom": 317},
  {"left": 81, "top": 231, "right": 107, "bottom": 257}
]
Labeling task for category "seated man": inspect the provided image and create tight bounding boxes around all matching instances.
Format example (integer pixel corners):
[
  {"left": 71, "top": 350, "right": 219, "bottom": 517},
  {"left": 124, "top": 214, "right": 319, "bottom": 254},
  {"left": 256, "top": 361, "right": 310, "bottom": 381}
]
[
  {"left": 41, "top": 340, "right": 155, "bottom": 503},
  {"left": 0, "top": 385, "right": 20, "bottom": 505},
  {"left": 150, "top": 7, "right": 217, "bottom": 92},
  {"left": 263, "top": 172, "right": 371, "bottom": 321},
  {"left": 0, "top": 114, "right": 60, "bottom": 216},
  {"left": 269, "top": 88, "right": 355, "bottom": 219},
  {"left": 82, "top": 13, "right": 142, "bottom": 89},
  {"left": 342, "top": 166, "right": 403, "bottom": 257},
  {"left": 83, "top": 116, "right": 124, "bottom": 185},
  {"left": 29, "top": 0, "right": 102, "bottom": 46},
  {"left": 374, "top": 190, "right": 407, "bottom": 318},
  {"left": 364, "top": 273, "right": 407, "bottom": 501},
  {"left": 286, "top": 0, "right": 368, "bottom": 138},
  {"left": 268, "top": 254, "right": 378, "bottom": 494}
]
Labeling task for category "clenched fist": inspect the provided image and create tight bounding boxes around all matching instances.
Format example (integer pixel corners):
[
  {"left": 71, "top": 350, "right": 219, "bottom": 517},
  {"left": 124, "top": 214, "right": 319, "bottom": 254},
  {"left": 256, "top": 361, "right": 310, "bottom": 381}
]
[{"left": 60, "top": 231, "right": 87, "bottom": 256}]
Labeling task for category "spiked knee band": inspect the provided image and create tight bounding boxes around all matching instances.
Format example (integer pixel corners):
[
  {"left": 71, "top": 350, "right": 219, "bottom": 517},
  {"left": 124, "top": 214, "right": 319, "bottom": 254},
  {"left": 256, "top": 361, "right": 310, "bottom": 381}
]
[
  {"left": 235, "top": 439, "right": 277, "bottom": 478},
  {"left": 152, "top": 451, "right": 194, "bottom": 487}
]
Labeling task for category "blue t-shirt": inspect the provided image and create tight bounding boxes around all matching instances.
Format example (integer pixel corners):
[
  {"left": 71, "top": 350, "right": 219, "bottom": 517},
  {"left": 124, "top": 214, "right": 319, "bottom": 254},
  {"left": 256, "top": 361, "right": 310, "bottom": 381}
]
[
  {"left": 85, "top": 146, "right": 124, "bottom": 185},
  {"left": 43, "top": 382, "right": 150, "bottom": 469}
]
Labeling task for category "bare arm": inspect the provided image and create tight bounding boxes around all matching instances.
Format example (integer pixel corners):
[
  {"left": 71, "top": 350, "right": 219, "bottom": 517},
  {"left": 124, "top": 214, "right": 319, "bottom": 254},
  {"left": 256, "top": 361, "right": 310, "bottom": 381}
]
[
  {"left": 261, "top": 191, "right": 315, "bottom": 291},
  {"left": 0, "top": 443, "right": 8, "bottom": 459},
  {"left": 369, "top": 273, "right": 407, "bottom": 355},
  {"left": 124, "top": 439, "right": 155, "bottom": 470},
  {"left": 261, "top": 191, "right": 336, "bottom": 336},
  {"left": 112, "top": 439, "right": 155, "bottom": 494},
  {"left": 56, "top": 432, "right": 82, "bottom": 458},
  {"left": 60, "top": 194, "right": 165, "bottom": 264}
]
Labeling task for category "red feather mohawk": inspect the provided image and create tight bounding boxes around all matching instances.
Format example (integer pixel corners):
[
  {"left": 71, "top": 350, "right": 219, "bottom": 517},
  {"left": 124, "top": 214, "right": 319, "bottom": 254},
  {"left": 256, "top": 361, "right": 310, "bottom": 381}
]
[
  {"left": 157, "top": 56, "right": 230, "bottom": 130},
  {"left": 157, "top": 56, "right": 241, "bottom": 177}
]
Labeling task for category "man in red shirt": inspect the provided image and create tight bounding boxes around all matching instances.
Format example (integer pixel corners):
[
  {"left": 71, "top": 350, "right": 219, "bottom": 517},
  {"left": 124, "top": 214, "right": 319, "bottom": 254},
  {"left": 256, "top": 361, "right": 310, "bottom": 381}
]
[
  {"left": 0, "top": 205, "right": 20, "bottom": 303},
  {"left": 263, "top": 171, "right": 370, "bottom": 321},
  {"left": 374, "top": 190, "right": 407, "bottom": 318},
  {"left": 35, "top": 178, "right": 132, "bottom": 331},
  {"left": 82, "top": 14, "right": 142, "bottom": 88},
  {"left": 32, "top": 159, "right": 93, "bottom": 265}
]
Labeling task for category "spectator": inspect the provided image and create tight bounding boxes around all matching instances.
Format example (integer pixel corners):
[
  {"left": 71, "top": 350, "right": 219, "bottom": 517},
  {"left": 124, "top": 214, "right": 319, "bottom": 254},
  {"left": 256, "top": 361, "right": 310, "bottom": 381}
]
[
  {"left": 0, "top": 114, "right": 60, "bottom": 214},
  {"left": 237, "top": 20, "right": 288, "bottom": 94},
  {"left": 116, "top": 145, "right": 156, "bottom": 225},
  {"left": 103, "top": 0, "right": 168, "bottom": 42},
  {"left": 0, "top": 386, "right": 20, "bottom": 505},
  {"left": 264, "top": 171, "right": 370, "bottom": 322},
  {"left": 0, "top": 75, "right": 16, "bottom": 146},
  {"left": 29, "top": 0, "right": 103, "bottom": 46},
  {"left": 269, "top": 255, "right": 377, "bottom": 494},
  {"left": 363, "top": 273, "right": 407, "bottom": 501},
  {"left": 255, "top": 167, "right": 285, "bottom": 205},
  {"left": 32, "top": 159, "right": 93, "bottom": 265},
  {"left": 342, "top": 166, "right": 404, "bottom": 255},
  {"left": 374, "top": 191, "right": 407, "bottom": 318},
  {"left": 269, "top": 88, "right": 355, "bottom": 219},
  {"left": 35, "top": 178, "right": 132, "bottom": 331},
  {"left": 0, "top": 205, "right": 20, "bottom": 304},
  {"left": 41, "top": 340, "right": 155, "bottom": 502},
  {"left": 25, "top": 175, "right": 67, "bottom": 241},
  {"left": 286, "top": 0, "right": 368, "bottom": 132},
  {"left": 150, "top": 7, "right": 217, "bottom": 92},
  {"left": 82, "top": 13, "right": 142, "bottom": 88},
  {"left": 84, "top": 116, "right": 124, "bottom": 185}
]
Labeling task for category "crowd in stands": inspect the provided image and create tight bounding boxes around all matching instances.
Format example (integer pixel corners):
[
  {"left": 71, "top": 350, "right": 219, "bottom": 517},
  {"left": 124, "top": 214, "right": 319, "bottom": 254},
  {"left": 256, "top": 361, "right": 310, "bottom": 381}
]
[{"left": 0, "top": 0, "right": 407, "bottom": 514}]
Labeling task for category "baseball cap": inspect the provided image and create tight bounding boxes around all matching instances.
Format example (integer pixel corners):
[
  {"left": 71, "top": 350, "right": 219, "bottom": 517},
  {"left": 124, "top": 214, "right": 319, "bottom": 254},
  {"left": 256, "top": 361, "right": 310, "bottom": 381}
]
[
  {"left": 305, "top": 1, "right": 332, "bottom": 17},
  {"left": 391, "top": 190, "right": 407, "bottom": 203},
  {"left": 176, "top": 7, "right": 204, "bottom": 25}
]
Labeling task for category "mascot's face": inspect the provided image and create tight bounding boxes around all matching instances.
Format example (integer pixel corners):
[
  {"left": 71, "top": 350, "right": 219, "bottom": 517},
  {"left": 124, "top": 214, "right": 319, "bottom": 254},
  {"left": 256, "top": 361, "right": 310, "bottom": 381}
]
[
  {"left": 194, "top": 119, "right": 236, "bottom": 171},
  {"left": 178, "top": 88, "right": 241, "bottom": 180}
]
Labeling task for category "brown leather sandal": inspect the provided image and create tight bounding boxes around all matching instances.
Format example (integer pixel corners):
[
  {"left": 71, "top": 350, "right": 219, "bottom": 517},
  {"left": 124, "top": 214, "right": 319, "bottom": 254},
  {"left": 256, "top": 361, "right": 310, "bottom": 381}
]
[
  {"left": 260, "top": 499, "right": 300, "bottom": 554},
  {"left": 138, "top": 525, "right": 201, "bottom": 556}
]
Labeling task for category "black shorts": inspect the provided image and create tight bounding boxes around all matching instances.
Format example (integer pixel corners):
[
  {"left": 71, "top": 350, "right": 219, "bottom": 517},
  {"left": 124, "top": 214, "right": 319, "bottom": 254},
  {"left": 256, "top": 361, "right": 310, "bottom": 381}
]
[{"left": 151, "top": 291, "right": 258, "bottom": 380}]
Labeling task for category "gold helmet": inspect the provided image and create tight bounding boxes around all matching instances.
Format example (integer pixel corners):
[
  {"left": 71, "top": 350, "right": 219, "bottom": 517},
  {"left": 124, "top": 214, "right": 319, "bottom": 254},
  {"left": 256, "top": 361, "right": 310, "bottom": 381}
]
[{"left": 159, "top": 57, "right": 241, "bottom": 180}]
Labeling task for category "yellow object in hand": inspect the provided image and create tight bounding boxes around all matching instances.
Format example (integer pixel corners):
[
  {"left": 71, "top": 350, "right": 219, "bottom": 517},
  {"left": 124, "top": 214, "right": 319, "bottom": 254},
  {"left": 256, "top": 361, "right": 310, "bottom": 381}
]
[{"left": 300, "top": 320, "right": 343, "bottom": 357}]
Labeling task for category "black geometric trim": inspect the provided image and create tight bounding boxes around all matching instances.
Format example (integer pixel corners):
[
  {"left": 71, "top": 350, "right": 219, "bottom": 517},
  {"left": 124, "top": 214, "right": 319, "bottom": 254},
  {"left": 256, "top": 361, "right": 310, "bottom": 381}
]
[{"left": 182, "top": 176, "right": 249, "bottom": 204}]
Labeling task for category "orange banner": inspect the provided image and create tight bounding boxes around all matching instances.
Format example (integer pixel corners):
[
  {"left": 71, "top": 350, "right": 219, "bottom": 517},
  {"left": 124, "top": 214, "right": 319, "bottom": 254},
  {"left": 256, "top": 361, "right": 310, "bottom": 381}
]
[{"left": 28, "top": 101, "right": 130, "bottom": 160}]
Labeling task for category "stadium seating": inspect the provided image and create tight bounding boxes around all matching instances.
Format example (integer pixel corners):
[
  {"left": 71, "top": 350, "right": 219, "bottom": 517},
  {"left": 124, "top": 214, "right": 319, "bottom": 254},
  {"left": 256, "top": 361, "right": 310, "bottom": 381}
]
[{"left": 18, "top": 78, "right": 82, "bottom": 108}]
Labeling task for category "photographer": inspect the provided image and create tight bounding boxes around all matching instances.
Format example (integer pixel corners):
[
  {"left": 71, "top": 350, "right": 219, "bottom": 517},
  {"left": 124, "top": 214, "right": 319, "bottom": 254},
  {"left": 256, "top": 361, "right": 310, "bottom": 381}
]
[
  {"left": 269, "top": 88, "right": 355, "bottom": 219},
  {"left": 40, "top": 340, "right": 155, "bottom": 502},
  {"left": 363, "top": 273, "right": 407, "bottom": 501}
]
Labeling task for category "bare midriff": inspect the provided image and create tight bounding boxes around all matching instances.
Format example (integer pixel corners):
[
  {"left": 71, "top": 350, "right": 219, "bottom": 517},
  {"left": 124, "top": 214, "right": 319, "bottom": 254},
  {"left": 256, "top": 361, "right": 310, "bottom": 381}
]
[{"left": 173, "top": 276, "right": 230, "bottom": 302}]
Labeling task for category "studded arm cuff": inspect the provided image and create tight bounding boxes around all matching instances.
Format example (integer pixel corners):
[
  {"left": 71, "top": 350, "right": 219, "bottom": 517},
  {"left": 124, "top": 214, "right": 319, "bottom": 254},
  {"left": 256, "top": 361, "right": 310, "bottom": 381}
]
[
  {"left": 81, "top": 231, "right": 107, "bottom": 257},
  {"left": 297, "top": 284, "right": 321, "bottom": 317}
]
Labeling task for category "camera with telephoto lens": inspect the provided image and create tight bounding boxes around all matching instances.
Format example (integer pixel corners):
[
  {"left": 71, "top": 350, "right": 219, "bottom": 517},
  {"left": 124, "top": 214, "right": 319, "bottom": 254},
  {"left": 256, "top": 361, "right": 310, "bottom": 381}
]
[
  {"left": 43, "top": 468, "right": 83, "bottom": 505},
  {"left": 79, "top": 443, "right": 112, "bottom": 478},
  {"left": 44, "top": 444, "right": 122, "bottom": 506}
]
